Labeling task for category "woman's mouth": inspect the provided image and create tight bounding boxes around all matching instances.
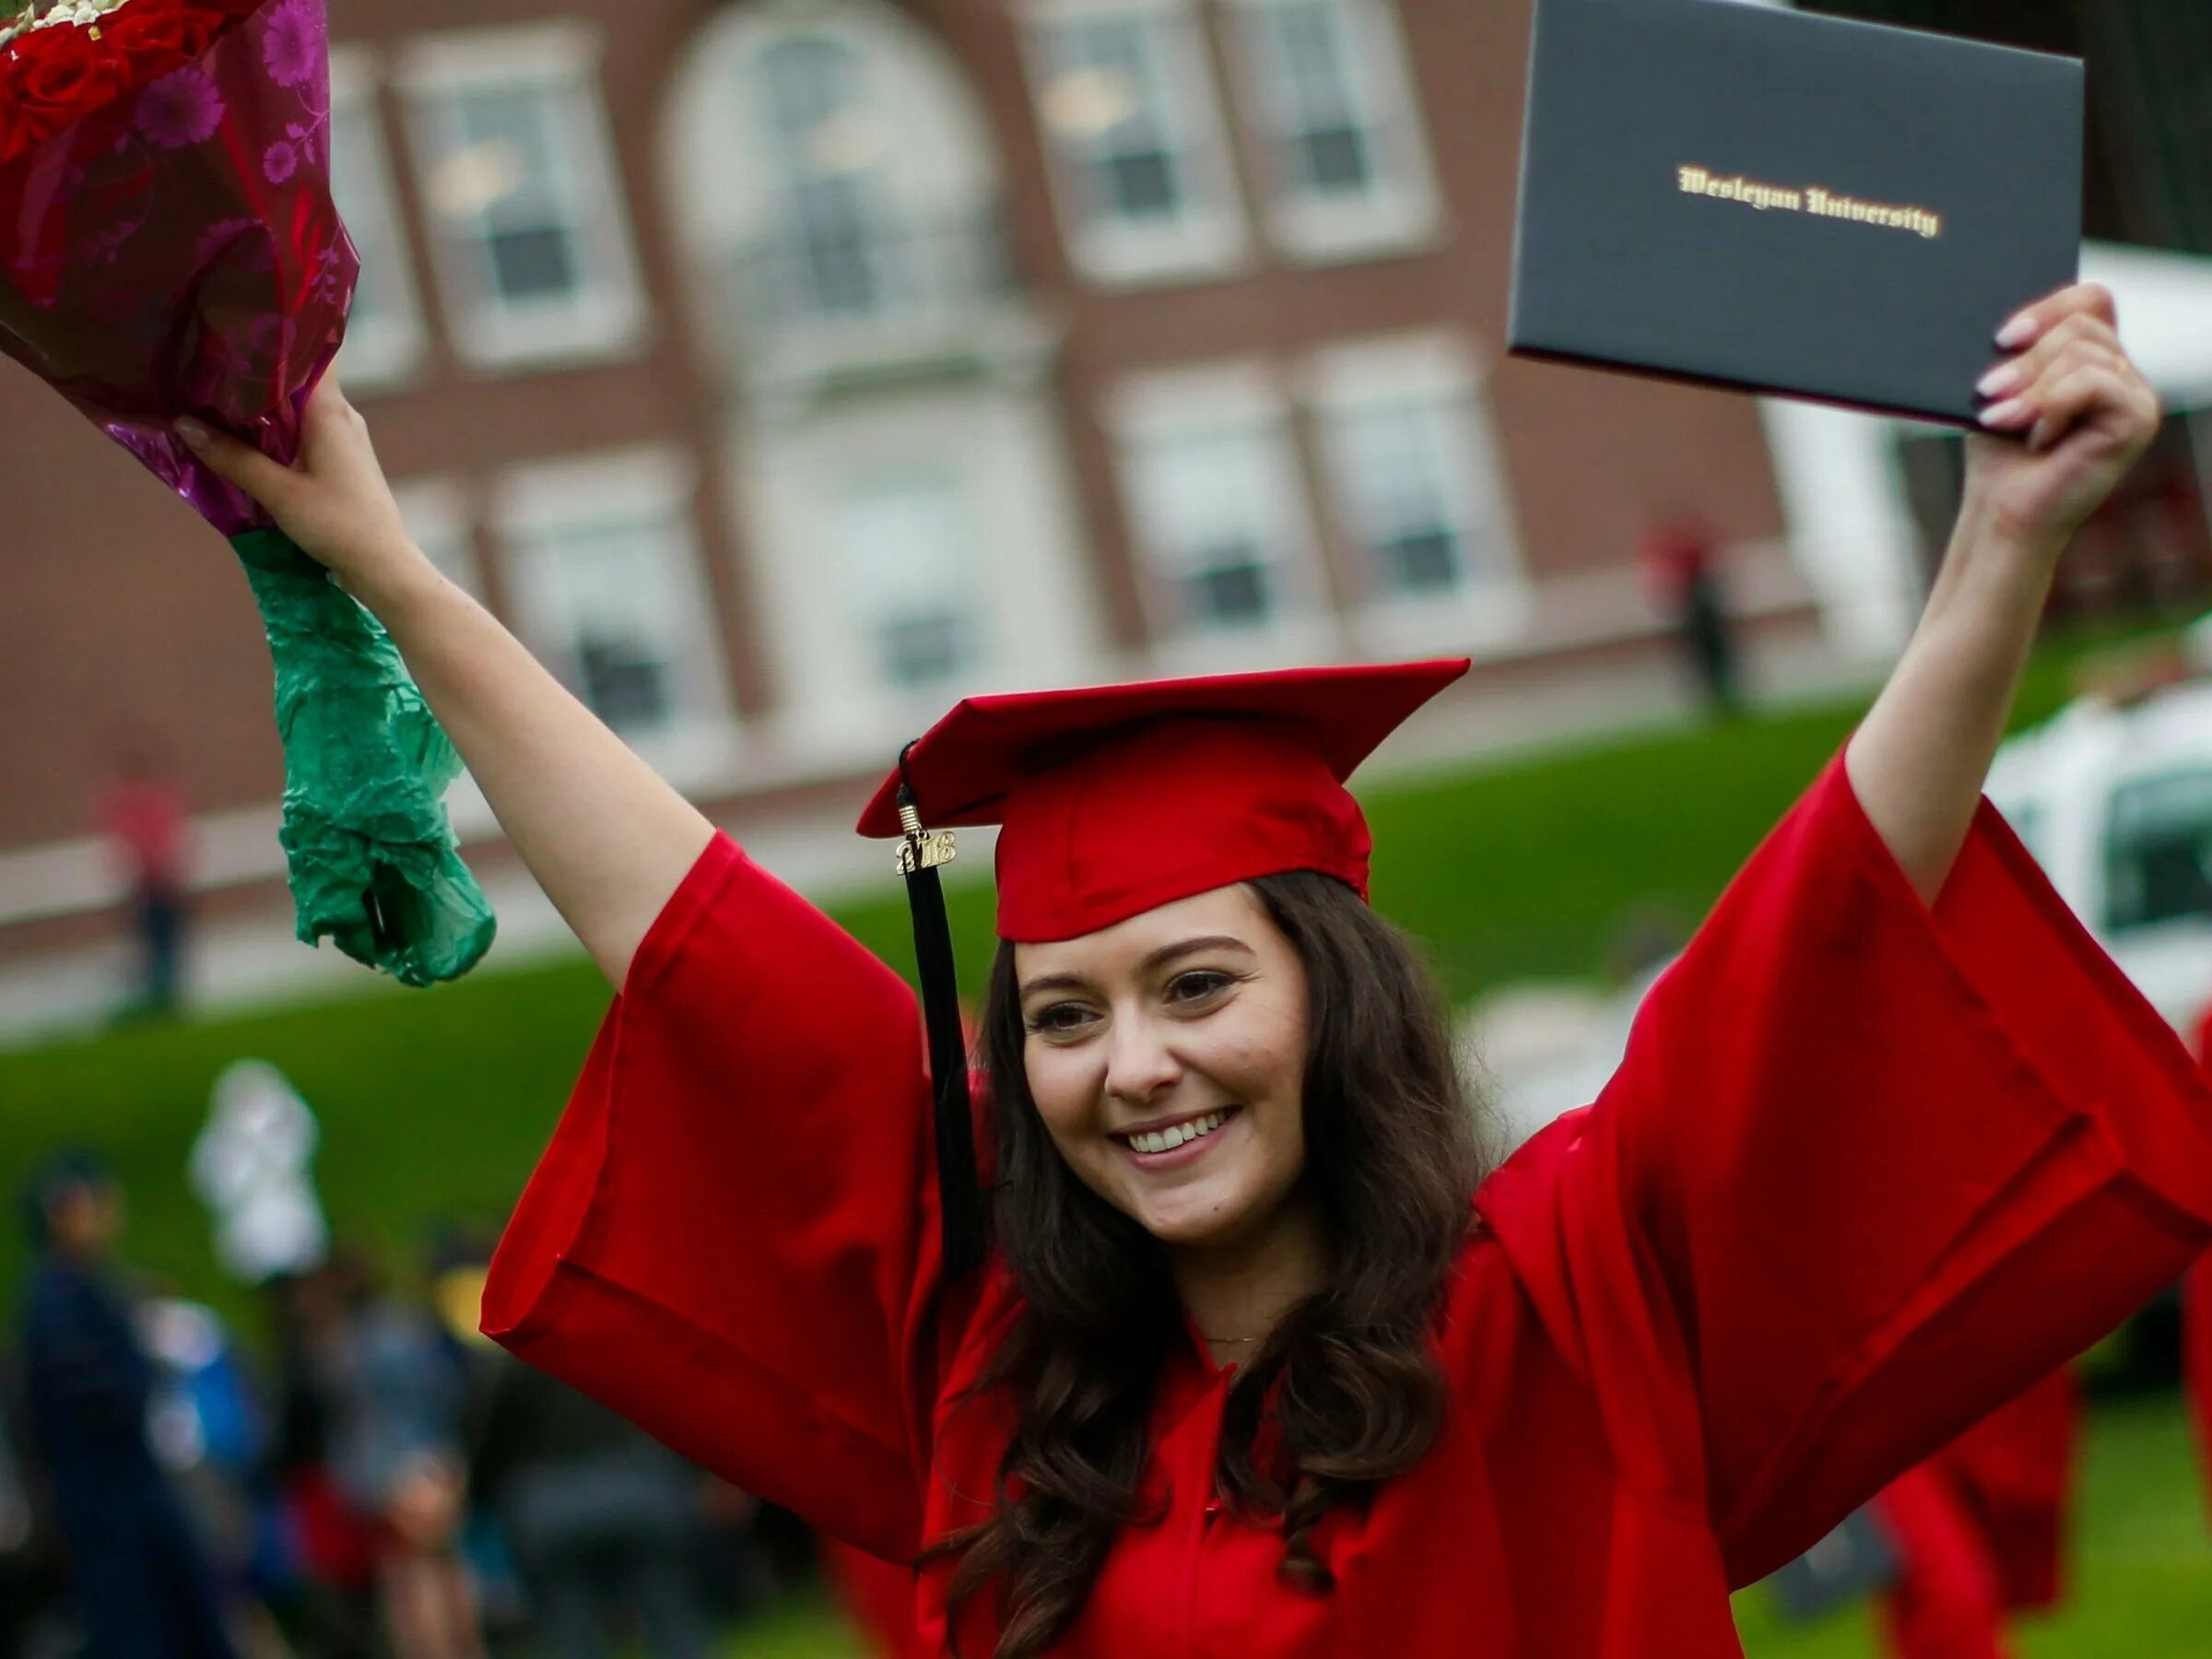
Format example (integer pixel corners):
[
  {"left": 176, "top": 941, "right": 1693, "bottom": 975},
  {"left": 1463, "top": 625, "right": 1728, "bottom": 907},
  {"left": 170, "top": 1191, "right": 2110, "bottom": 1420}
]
[{"left": 1112, "top": 1106, "right": 1241, "bottom": 1168}]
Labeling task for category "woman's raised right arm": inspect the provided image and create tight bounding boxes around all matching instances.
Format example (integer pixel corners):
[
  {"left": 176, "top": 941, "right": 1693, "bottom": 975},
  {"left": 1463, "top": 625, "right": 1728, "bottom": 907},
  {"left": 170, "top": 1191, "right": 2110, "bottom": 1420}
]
[{"left": 181, "top": 380, "right": 714, "bottom": 988}]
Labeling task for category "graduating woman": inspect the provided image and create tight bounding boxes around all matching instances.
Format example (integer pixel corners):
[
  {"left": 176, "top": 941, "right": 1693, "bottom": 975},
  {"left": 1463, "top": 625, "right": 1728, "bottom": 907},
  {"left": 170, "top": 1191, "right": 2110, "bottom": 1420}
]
[{"left": 179, "top": 283, "right": 2212, "bottom": 1658}]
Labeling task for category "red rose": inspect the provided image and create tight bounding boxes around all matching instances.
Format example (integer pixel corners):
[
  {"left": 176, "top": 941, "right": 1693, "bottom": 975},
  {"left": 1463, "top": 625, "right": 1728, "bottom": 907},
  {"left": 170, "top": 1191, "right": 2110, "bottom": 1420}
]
[
  {"left": 0, "top": 86, "right": 57, "bottom": 169},
  {"left": 102, "top": 6, "right": 220, "bottom": 81},
  {"left": 9, "top": 23, "right": 128, "bottom": 130}
]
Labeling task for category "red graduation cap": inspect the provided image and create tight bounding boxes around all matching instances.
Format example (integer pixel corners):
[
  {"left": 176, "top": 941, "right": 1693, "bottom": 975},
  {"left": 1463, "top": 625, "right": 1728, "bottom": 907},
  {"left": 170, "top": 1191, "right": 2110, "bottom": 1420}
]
[
  {"left": 858, "top": 657, "right": 1471, "bottom": 941},
  {"left": 857, "top": 659, "right": 1469, "bottom": 1277}
]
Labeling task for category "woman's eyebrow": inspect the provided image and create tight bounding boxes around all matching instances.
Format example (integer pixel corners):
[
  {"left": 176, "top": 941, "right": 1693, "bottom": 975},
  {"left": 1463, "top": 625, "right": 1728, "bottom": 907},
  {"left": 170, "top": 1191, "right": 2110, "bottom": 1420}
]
[
  {"left": 1139, "top": 935, "right": 1253, "bottom": 974},
  {"left": 1018, "top": 935, "right": 1254, "bottom": 999}
]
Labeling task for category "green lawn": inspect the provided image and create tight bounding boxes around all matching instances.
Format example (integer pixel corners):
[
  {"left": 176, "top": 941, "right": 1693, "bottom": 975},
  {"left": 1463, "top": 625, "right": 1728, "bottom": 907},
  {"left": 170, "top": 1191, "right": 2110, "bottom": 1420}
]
[{"left": 722, "top": 1596, "right": 870, "bottom": 1659}]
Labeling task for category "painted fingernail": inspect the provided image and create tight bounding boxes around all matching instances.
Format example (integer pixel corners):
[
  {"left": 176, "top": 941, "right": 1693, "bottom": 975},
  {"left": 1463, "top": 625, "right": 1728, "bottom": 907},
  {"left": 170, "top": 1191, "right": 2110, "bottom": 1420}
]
[
  {"left": 1995, "top": 312, "right": 2038, "bottom": 349},
  {"left": 1979, "top": 397, "right": 2030, "bottom": 429},
  {"left": 175, "top": 417, "right": 208, "bottom": 447},
  {"left": 1977, "top": 363, "right": 2023, "bottom": 399}
]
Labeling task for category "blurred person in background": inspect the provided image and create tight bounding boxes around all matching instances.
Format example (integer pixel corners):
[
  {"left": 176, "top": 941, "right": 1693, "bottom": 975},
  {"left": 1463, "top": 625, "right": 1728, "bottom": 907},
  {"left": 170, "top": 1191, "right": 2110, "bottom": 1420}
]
[
  {"left": 95, "top": 735, "right": 194, "bottom": 1018},
  {"left": 18, "top": 1150, "right": 239, "bottom": 1658},
  {"left": 317, "top": 1247, "right": 487, "bottom": 1659},
  {"left": 139, "top": 1294, "right": 303, "bottom": 1658},
  {"left": 1636, "top": 507, "right": 1742, "bottom": 716},
  {"left": 1871, "top": 1368, "right": 2080, "bottom": 1659},
  {"left": 263, "top": 1261, "right": 382, "bottom": 1659},
  {"left": 2187, "top": 1252, "right": 2212, "bottom": 1532},
  {"left": 0, "top": 1354, "right": 75, "bottom": 1659},
  {"left": 2176, "top": 999, "right": 2212, "bottom": 1537},
  {"left": 466, "top": 1324, "right": 714, "bottom": 1659}
]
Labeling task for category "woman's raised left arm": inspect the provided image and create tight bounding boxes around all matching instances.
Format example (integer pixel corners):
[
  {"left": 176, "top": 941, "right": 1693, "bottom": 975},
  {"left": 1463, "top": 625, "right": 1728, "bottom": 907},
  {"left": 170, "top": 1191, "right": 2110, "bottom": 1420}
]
[{"left": 1846, "top": 282, "right": 2164, "bottom": 903}]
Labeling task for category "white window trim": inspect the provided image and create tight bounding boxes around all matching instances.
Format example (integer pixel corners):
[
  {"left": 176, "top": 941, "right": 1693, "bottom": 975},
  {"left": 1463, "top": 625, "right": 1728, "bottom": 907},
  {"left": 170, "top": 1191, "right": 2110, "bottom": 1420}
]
[
  {"left": 833, "top": 467, "right": 994, "bottom": 702},
  {"left": 1018, "top": 0, "right": 1252, "bottom": 290},
  {"left": 1108, "top": 359, "right": 1335, "bottom": 665},
  {"left": 1221, "top": 0, "right": 1442, "bottom": 265},
  {"left": 490, "top": 446, "right": 741, "bottom": 790},
  {"left": 393, "top": 19, "right": 602, "bottom": 88},
  {"left": 395, "top": 23, "right": 651, "bottom": 373},
  {"left": 327, "top": 47, "right": 429, "bottom": 393},
  {"left": 1301, "top": 332, "right": 1530, "bottom": 656}
]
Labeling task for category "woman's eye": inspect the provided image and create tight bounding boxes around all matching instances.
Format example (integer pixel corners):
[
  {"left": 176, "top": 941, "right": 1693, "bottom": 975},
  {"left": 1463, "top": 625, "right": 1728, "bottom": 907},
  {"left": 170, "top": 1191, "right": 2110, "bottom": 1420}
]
[
  {"left": 1166, "top": 971, "right": 1234, "bottom": 1006},
  {"left": 1027, "top": 1003, "right": 1096, "bottom": 1036}
]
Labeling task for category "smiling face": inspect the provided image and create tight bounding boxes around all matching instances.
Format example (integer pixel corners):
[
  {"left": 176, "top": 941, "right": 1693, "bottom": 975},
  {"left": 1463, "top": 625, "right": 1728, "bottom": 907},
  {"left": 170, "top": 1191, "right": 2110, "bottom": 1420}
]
[{"left": 1014, "top": 884, "right": 1312, "bottom": 1251}]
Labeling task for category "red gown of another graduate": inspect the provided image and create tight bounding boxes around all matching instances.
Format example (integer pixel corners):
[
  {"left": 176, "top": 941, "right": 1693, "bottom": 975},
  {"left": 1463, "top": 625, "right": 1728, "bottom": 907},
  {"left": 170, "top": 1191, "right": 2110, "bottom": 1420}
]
[
  {"left": 2176, "top": 1004, "right": 2212, "bottom": 1527},
  {"left": 2186, "top": 1260, "right": 2212, "bottom": 1520},
  {"left": 483, "top": 759, "right": 2212, "bottom": 1657},
  {"left": 1873, "top": 1366, "right": 2080, "bottom": 1659}
]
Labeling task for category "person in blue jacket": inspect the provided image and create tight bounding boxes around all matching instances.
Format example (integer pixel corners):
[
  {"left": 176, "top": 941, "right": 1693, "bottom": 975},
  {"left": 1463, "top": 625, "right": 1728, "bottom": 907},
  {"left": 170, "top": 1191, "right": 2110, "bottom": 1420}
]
[{"left": 18, "top": 1150, "right": 238, "bottom": 1659}]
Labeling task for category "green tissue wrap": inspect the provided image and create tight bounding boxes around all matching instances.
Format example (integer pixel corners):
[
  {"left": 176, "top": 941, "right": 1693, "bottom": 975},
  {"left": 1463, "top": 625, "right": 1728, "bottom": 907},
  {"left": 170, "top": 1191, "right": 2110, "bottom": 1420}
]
[{"left": 230, "top": 527, "right": 496, "bottom": 986}]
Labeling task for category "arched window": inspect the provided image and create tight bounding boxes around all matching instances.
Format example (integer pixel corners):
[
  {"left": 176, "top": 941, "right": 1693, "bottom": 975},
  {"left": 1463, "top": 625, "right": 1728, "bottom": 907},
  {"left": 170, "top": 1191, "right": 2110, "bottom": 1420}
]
[
  {"left": 755, "top": 36, "right": 890, "bottom": 319},
  {"left": 667, "top": 4, "right": 1008, "bottom": 360}
]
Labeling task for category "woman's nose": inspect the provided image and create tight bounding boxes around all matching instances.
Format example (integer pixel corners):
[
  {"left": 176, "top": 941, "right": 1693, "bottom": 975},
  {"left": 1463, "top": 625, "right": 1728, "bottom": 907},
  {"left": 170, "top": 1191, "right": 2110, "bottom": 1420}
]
[{"left": 1103, "top": 1015, "right": 1180, "bottom": 1105}]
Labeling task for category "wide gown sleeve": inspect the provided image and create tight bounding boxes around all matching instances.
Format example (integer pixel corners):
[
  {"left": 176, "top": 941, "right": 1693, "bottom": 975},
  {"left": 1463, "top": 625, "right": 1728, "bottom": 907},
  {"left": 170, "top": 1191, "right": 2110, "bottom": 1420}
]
[
  {"left": 479, "top": 833, "right": 949, "bottom": 1561},
  {"left": 1476, "top": 757, "right": 2212, "bottom": 1588}
]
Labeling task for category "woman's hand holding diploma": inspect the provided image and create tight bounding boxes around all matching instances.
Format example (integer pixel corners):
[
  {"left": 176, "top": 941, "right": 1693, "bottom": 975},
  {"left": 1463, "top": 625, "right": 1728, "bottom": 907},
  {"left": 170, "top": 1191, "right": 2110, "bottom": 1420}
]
[{"left": 1848, "top": 282, "right": 2164, "bottom": 903}]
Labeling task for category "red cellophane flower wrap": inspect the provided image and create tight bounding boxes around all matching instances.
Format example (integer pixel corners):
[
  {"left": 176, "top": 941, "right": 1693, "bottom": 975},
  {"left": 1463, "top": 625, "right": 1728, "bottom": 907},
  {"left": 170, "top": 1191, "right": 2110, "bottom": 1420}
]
[{"left": 0, "top": 0, "right": 493, "bottom": 986}]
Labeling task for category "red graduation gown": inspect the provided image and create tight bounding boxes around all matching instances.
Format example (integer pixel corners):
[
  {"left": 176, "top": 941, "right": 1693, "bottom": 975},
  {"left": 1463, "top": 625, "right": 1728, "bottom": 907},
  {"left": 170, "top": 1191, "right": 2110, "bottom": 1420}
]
[
  {"left": 482, "top": 759, "right": 2212, "bottom": 1657},
  {"left": 1873, "top": 1365, "right": 2080, "bottom": 1659},
  {"left": 2187, "top": 1258, "right": 2212, "bottom": 1526},
  {"left": 2178, "top": 1006, "right": 2212, "bottom": 1532}
]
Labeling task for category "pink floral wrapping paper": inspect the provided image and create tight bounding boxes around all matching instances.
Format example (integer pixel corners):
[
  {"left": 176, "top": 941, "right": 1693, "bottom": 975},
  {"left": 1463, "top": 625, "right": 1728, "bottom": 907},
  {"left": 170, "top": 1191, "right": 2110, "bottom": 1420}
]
[{"left": 0, "top": 0, "right": 357, "bottom": 533}]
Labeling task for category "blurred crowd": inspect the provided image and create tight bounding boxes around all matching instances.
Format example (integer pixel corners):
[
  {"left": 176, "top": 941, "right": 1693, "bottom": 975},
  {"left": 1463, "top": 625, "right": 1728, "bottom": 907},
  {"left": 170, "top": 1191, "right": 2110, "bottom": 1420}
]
[{"left": 0, "top": 1142, "right": 809, "bottom": 1659}]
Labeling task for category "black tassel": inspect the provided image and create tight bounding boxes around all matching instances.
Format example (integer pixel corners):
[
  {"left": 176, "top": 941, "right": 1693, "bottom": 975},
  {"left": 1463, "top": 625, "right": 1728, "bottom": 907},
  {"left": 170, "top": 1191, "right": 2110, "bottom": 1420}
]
[{"left": 897, "top": 747, "right": 985, "bottom": 1278}]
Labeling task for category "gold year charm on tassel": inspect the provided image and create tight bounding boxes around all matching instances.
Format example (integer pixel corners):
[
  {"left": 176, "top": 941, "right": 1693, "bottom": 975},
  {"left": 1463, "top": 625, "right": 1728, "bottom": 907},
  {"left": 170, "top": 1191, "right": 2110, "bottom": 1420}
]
[{"left": 895, "top": 800, "right": 959, "bottom": 876}]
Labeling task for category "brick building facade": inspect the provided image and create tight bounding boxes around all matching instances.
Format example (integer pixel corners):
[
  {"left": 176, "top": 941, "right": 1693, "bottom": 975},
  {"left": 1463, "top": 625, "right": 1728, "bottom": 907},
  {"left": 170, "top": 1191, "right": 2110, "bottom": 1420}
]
[{"left": 0, "top": 0, "right": 1838, "bottom": 1023}]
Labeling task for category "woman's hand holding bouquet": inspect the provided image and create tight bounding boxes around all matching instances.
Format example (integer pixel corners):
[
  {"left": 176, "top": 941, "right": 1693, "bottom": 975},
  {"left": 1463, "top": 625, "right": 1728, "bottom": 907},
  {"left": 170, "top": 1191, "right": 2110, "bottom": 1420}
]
[{"left": 0, "top": 0, "right": 494, "bottom": 985}]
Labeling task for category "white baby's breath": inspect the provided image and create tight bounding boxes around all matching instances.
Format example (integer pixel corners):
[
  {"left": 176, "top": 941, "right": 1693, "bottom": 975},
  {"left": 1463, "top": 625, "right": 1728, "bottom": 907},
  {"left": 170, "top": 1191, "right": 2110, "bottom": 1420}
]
[{"left": 1, "top": 0, "right": 136, "bottom": 51}]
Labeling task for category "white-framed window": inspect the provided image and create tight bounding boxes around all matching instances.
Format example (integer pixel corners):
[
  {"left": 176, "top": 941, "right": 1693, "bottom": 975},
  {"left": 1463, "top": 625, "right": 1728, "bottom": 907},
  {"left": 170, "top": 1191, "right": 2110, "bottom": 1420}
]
[
  {"left": 752, "top": 33, "right": 900, "bottom": 324},
  {"left": 1306, "top": 335, "right": 1525, "bottom": 646},
  {"left": 391, "top": 479, "right": 481, "bottom": 602},
  {"left": 328, "top": 50, "right": 427, "bottom": 391},
  {"left": 493, "top": 449, "right": 733, "bottom": 759},
  {"left": 1224, "top": 0, "right": 1439, "bottom": 261},
  {"left": 666, "top": 5, "right": 1019, "bottom": 392},
  {"left": 735, "top": 385, "right": 1102, "bottom": 759},
  {"left": 396, "top": 24, "right": 648, "bottom": 371},
  {"left": 834, "top": 470, "right": 982, "bottom": 695},
  {"left": 1021, "top": 0, "right": 1247, "bottom": 286},
  {"left": 1112, "top": 365, "right": 1322, "bottom": 646}
]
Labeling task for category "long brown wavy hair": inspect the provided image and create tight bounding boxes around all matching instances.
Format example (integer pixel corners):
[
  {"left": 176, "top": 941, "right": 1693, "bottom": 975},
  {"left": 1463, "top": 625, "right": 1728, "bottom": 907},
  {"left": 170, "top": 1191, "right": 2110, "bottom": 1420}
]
[{"left": 934, "top": 869, "right": 1487, "bottom": 1658}]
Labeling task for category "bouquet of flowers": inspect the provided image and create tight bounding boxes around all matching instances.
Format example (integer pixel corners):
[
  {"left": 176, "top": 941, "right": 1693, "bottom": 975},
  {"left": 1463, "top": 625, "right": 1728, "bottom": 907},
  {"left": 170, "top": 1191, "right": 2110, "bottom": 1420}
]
[{"left": 0, "top": 0, "right": 493, "bottom": 987}]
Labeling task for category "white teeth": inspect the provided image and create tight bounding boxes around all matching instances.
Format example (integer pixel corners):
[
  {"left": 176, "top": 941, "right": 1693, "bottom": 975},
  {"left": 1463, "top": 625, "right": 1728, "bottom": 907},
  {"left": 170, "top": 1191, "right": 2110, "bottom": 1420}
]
[{"left": 1126, "top": 1111, "right": 1227, "bottom": 1156}]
